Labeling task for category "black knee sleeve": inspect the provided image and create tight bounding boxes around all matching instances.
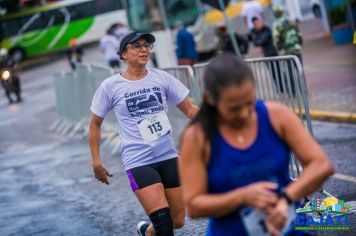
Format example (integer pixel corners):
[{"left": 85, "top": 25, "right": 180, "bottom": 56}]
[{"left": 149, "top": 207, "right": 174, "bottom": 236}]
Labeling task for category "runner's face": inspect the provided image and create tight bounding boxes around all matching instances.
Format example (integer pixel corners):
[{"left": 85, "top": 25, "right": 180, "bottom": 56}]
[
  {"left": 123, "top": 38, "right": 152, "bottom": 66},
  {"left": 216, "top": 80, "right": 256, "bottom": 126}
]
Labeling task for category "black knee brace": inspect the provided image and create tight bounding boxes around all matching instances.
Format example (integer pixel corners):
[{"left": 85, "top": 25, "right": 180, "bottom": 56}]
[{"left": 149, "top": 207, "right": 174, "bottom": 236}]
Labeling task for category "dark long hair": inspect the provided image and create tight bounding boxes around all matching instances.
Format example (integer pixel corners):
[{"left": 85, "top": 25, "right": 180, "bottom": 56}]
[{"left": 191, "top": 53, "right": 255, "bottom": 145}]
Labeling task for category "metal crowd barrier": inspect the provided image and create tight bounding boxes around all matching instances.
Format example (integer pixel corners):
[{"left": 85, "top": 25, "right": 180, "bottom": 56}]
[
  {"left": 170, "top": 57, "right": 309, "bottom": 182},
  {"left": 161, "top": 66, "right": 199, "bottom": 146},
  {"left": 51, "top": 63, "right": 119, "bottom": 154}
]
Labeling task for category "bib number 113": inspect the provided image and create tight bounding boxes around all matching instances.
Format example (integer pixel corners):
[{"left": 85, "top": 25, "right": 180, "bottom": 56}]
[
  {"left": 137, "top": 111, "right": 172, "bottom": 143},
  {"left": 148, "top": 122, "right": 162, "bottom": 134}
]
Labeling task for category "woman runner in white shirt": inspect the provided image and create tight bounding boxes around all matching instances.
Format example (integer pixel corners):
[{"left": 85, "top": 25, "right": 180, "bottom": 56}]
[{"left": 89, "top": 31, "right": 198, "bottom": 236}]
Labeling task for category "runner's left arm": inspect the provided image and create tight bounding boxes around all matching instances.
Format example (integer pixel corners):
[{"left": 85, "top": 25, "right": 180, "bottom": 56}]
[
  {"left": 177, "top": 97, "right": 199, "bottom": 119},
  {"left": 162, "top": 70, "right": 199, "bottom": 119}
]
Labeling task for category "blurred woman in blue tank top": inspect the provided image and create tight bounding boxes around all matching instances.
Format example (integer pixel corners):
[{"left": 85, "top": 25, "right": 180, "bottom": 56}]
[{"left": 179, "top": 53, "right": 334, "bottom": 236}]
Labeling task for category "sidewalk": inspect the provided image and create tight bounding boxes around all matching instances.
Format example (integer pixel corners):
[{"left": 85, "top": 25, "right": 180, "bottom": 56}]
[{"left": 301, "top": 19, "right": 356, "bottom": 114}]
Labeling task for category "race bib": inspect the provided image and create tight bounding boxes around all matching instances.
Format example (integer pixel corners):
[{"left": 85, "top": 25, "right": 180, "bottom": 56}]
[
  {"left": 240, "top": 206, "right": 296, "bottom": 236},
  {"left": 137, "top": 111, "right": 172, "bottom": 143}
]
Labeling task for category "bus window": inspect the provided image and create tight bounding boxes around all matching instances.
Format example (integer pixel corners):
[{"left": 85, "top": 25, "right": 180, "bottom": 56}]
[
  {"left": 1, "top": 19, "right": 20, "bottom": 38},
  {"left": 44, "top": 9, "right": 66, "bottom": 27},
  {"left": 67, "top": 1, "right": 95, "bottom": 21},
  {"left": 126, "top": 0, "right": 198, "bottom": 31},
  {"left": 95, "top": 0, "right": 123, "bottom": 14},
  {"left": 20, "top": 13, "right": 46, "bottom": 34},
  {"left": 165, "top": 0, "right": 198, "bottom": 27},
  {"left": 127, "top": 0, "right": 151, "bottom": 31}
]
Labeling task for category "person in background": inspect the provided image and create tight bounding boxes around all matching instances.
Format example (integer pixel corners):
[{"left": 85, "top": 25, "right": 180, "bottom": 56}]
[
  {"left": 250, "top": 17, "right": 278, "bottom": 57},
  {"left": 241, "top": 0, "right": 264, "bottom": 31},
  {"left": 272, "top": 5, "right": 303, "bottom": 64},
  {"left": 216, "top": 25, "right": 249, "bottom": 56},
  {"left": 250, "top": 16, "right": 285, "bottom": 92},
  {"left": 175, "top": 21, "right": 198, "bottom": 65},
  {"left": 99, "top": 27, "right": 121, "bottom": 71},
  {"left": 0, "top": 48, "right": 22, "bottom": 103},
  {"left": 111, "top": 22, "right": 129, "bottom": 44},
  {"left": 272, "top": 5, "right": 303, "bottom": 96},
  {"left": 89, "top": 32, "right": 199, "bottom": 236},
  {"left": 179, "top": 54, "right": 334, "bottom": 236},
  {"left": 66, "top": 39, "right": 83, "bottom": 70}
]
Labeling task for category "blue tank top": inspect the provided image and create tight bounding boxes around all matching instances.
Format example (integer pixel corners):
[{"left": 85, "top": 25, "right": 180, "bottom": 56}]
[{"left": 206, "top": 100, "right": 292, "bottom": 236}]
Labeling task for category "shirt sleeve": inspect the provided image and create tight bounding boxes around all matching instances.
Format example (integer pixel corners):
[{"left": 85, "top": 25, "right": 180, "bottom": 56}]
[
  {"left": 161, "top": 70, "right": 190, "bottom": 105},
  {"left": 90, "top": 83, "right": 112, "bottom": 118}
]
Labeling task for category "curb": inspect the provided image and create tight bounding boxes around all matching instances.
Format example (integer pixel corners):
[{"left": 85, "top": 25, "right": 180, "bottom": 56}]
[{"left": 309, "top": 110, "right": 356, "bottom": 123}]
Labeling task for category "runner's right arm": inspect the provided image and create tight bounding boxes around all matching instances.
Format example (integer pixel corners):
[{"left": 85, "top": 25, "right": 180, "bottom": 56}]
[{"left": 88, "top": 113, "right": 112, "bottom": 185}]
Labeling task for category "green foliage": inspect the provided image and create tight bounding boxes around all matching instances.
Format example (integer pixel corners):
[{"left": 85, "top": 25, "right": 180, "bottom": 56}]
[
  {"left": 328, "top": 0, "right": 356, "bottom": 26},
  {"left": 344, "top": 203, "right": 351, "bottom": 210},
  {"left": 328, "top": 5, "right": 346, "bottom": 26}
]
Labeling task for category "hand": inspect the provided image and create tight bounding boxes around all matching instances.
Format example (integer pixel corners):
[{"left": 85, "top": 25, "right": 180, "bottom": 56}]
[
  {"left": 266, "top": 198, "right": 290, "bottom": 236},
  {"left": 93, "top": 164, "right": 113, "bottom": 185},
  {"left": 242, "top": 182, "right": 279, "bottom": 213}
]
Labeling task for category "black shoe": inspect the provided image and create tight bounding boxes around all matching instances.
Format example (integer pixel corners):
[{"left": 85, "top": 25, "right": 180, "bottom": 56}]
[{"left": 137, "top": 221, "right": 149, "bottom": 236}]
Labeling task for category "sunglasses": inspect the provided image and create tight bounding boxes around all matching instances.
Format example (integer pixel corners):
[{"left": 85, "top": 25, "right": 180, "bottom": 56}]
[{"left": 127, "top": 42, "right": 153, "bottom": 50}]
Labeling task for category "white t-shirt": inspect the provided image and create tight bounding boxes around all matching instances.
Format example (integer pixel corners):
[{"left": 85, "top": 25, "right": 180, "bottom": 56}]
[
  {"left": 99, "top": 35, "right": 120, "bottom": 62},
  {"left": 241, "top": 1, "right": 264, "bottom": 30},
  {"left": 90, "top": 68, "right": 190, "bottom": 170}
]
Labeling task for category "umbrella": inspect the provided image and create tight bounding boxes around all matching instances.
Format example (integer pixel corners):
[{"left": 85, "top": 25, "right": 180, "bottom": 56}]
[
  {"left": 203, "top": 2, "right": 244, "bottom": 25},
  {"left": 203, "top": 0, "right": 271, "bottom": 25},
  {"left": 201, "top": 0, "right": 241, "bottom": 57}
]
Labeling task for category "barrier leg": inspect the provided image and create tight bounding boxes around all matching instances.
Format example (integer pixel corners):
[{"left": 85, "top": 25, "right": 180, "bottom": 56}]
[
  {"left": 50, "top": 118, "right": 63, "bottom": 132},
  {"left": 69, "top": 118, "right": 88, "bottom": 138}
]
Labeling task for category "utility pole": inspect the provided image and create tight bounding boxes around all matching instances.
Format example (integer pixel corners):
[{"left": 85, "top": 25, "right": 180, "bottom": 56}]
[
  {"left": 217, "top": 0, "right": 241, "bottom": 58},
  {"left": 320, "top": 0, "right": 330, "bottom": 33},
  {"left": 346, "top": 0, "right": 355, "bottom": 33}
]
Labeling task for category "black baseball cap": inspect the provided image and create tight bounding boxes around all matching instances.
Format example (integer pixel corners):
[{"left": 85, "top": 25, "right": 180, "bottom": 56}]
[{"left": 118, "top": 31, "right": 155, "bottom": 59}]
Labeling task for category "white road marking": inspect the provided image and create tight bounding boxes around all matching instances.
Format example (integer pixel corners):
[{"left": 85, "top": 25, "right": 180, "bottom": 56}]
[{"left": 332, "top": 173, "right": 356, "bottom": 183}]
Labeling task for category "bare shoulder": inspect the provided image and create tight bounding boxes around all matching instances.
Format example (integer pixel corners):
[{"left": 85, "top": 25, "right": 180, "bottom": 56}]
[
  {"left": 264, "top": 101, "right": 299, "bottom": 136},
  {"left": 265, "top": 100, "right": 288, "bottom": 111},
  {"left": 182, "top": 123, "right": 205, "bottom": 146},
  {"left": 181, "top": 123, "right": 211, "bottom": 163},
  {"left": 265, "top": 101, "right": 295, "bottom": 119}
]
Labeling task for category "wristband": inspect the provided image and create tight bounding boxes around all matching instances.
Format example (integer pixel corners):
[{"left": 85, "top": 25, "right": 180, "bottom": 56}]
[{"left": 278, "top": 191, "right": 293, "bottom": 205}]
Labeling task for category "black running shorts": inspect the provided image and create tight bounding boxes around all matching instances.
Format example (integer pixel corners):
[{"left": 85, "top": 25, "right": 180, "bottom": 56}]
[{"left": 126, "top": 158, "right": 180, "bottom": 191}]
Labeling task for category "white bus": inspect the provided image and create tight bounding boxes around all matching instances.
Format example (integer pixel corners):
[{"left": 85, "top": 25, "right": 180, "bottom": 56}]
[{"left": 0, "top": 0, "right": 127, "bottom": 60}]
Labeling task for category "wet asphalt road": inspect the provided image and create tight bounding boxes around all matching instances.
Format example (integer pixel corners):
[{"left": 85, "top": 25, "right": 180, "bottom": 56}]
[{"left": 0, "top": 51, "right": 355, "bottom": 235}]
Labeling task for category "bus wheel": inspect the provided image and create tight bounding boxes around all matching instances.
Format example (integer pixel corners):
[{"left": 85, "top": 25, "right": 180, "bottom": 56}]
[{"left": 9, "top": 48, "right": 25, "bottom": 62}]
